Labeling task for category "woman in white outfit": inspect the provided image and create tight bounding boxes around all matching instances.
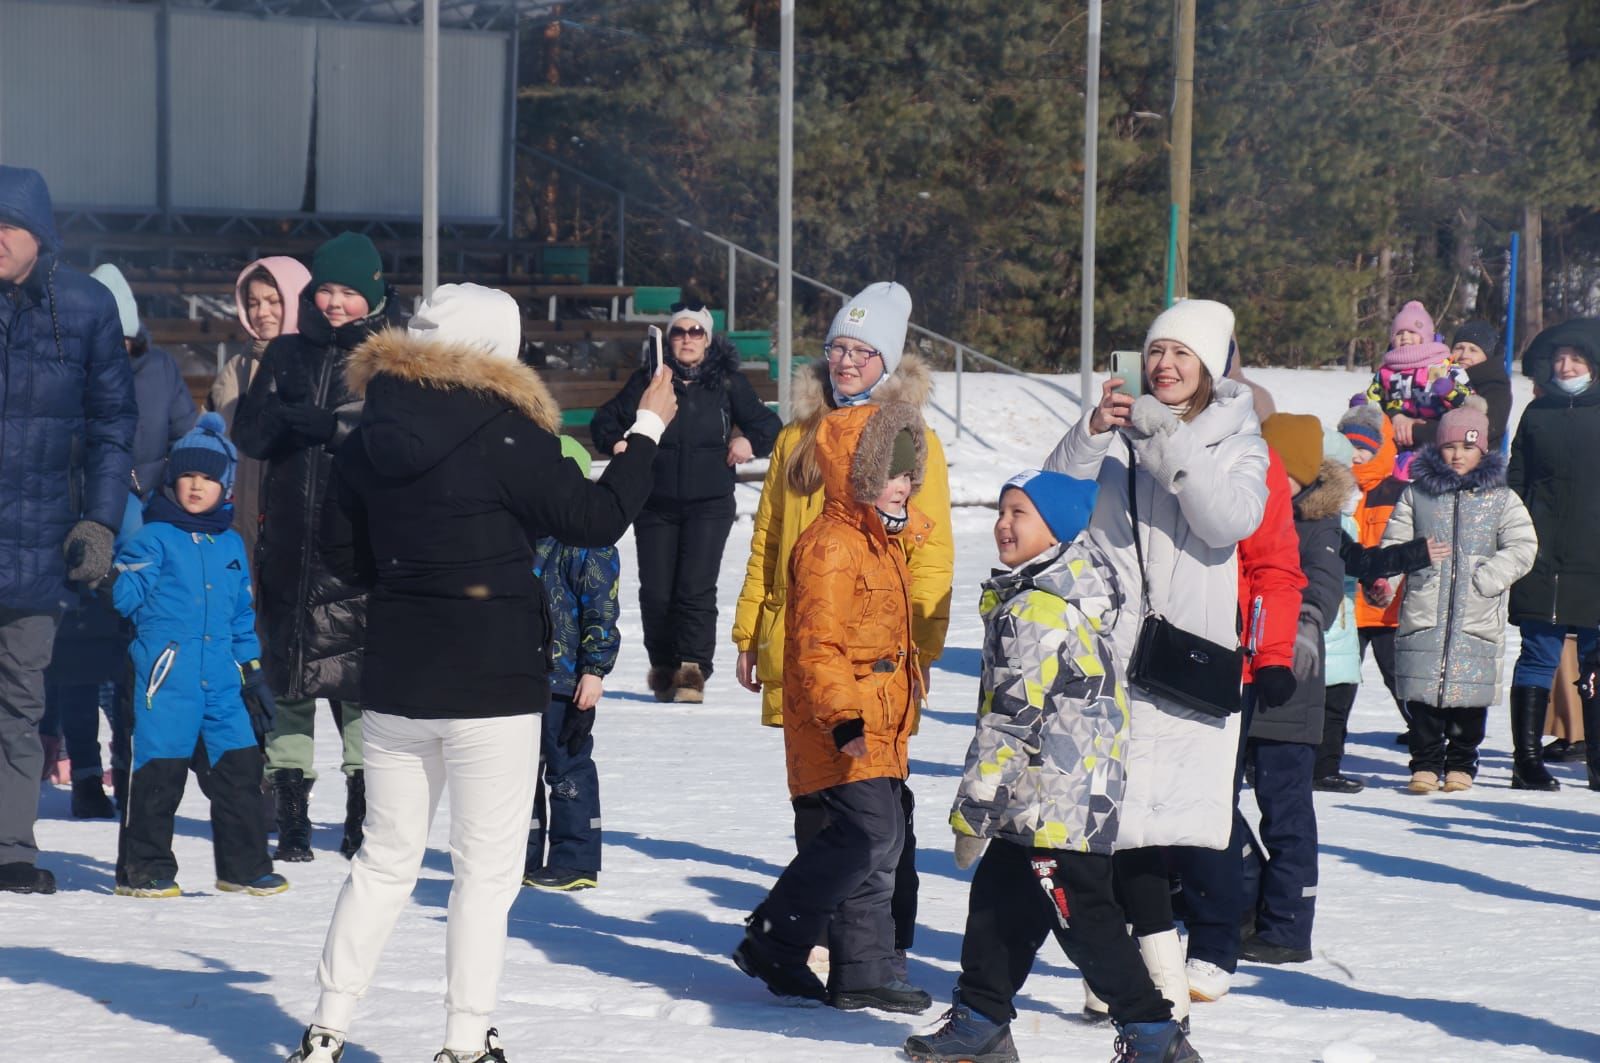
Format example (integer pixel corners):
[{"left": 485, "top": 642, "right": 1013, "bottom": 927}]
[
  {"left": 285, "top": 284, "right": 677, "bottom": 1063},
  {"left": 1044, "top": 298, "right": 1268, "bottom": 1023}
]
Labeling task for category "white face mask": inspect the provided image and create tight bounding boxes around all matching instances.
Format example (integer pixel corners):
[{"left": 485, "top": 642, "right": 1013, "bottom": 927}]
[{"left": 1554, "top": 373, "right": 1593, "bottom": 396}]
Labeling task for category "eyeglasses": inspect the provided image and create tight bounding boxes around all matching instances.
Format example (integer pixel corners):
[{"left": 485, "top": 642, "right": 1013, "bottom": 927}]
[
  {"left": 669, "top": 325, "right": 707, "bottom": 340},
  {"left": 823, "top": 343, "right": 881, "bottom": 367},
  {"left": 669, "top": 301, "right": 708, "bottom": 314}
]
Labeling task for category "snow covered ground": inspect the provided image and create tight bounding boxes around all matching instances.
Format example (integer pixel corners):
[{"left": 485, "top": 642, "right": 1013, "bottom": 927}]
[{"left": 6, "top": 367, "right": 1598, "bottom": 1063}]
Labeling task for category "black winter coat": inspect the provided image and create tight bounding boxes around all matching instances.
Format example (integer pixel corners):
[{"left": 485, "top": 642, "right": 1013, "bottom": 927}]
[
  {"left": 1410, "top": 358, "right": 1512, "bottom": 451},
  {"left": 232, "top": 289, "right": 397, "bottom": 701},
  {"left": 1508, "top": 319, "right": 1600, "bottom": 627},
  {"left": 590, "top": 336, "right": 780, "bottom": 506},
  {"left": 321, "top": 331, "right": 659, "bottom": 719},
  {"left": 1252, "top": 459, "right": 1351, "bottom": 746}
]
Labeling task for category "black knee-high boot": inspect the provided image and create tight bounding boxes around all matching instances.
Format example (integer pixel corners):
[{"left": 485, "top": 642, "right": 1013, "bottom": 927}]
[{"left": 1509, "top": 686, "right": 1560, "bottom": 792}]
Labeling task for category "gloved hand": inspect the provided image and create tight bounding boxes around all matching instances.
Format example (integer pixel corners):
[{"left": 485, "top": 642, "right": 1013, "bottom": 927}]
[
  {"left": 1254, "top": 665, "right": 1297, "bottom": 708},
  {"left": 63, "top": 520, "right": 116, "bottom": 585},
  {"left": 1124, "top": 395, "right": 1187, "bottom": 491},
  {"left": 954, "top": 833, "right": 989, "bottom": 871},
  {"left": 1578, "top": 653, "right": 1600, "bottom": 703},
  {"left": 557, "top": 704, "right": 596, "bottom": 756},
  {"left": 240, "top": 659, "right": 278, "bottom": 744},
  {"left": 1291, "top": 614, "right": 1322, "bottom": 681},
  {"left": 279, "top": 402, "right": 337, "bottom": 444}
]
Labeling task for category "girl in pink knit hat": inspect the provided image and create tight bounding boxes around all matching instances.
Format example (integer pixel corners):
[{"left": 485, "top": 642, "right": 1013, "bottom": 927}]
[{"left": 1364, "top": 300, "right": 1471, "bottom": 448}]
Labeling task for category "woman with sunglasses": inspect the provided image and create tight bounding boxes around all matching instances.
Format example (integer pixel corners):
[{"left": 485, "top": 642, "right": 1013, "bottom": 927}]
[
  {"left": 591, "top": 304, "right": 781, "bottom": 702},
  {"left": 731, "top": 281, "right": 954, "bottom": 980}
]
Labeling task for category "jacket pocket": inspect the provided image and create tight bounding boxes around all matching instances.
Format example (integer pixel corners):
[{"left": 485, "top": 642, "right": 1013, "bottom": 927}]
[
  {"left": 1461, "top": 563, "right": 1508, "bottom": 643},
  {"left": 1400, "top": 569, "right": 1440, "bottom": 636}
]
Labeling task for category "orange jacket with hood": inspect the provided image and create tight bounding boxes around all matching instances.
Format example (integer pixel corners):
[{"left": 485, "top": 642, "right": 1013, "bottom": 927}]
[
  {"left": 1350, "top": 409, "right": 1407, "bottom": 628},
  {"left": 782, "top": 402, "right": 932, "bottom": 798}
]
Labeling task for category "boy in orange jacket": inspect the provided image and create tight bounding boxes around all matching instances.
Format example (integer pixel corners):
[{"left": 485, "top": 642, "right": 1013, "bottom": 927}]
[{"left": 734, "top": 401, "right": 933, "bottom": 1017}]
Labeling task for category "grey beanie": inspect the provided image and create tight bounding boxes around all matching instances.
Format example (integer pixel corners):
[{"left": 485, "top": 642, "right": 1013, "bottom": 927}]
[{"left": 826, "top": 282, "right": 912, "bottom": 376}]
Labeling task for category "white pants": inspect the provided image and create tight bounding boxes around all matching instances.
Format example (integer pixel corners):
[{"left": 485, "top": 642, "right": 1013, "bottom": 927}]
[{"left": 312, "top": 710, "right": 540, "bottom": 1052}]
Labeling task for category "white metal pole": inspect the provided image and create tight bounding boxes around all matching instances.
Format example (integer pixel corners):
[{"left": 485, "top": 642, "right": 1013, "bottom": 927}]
[
  {"left": 778, "top": 0, "right": 795, "bottom": 418},
  {"left": 422, "top": 0, "right": 441, "bottom": 300},
  {"left": 1079, "top": 0, "right": 1102, "bottom": 405}
]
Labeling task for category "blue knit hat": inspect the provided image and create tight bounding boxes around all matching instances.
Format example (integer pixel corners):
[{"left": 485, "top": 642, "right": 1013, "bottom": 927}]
[
  {"left": 1000, "top": 470, "right": 1099, "bottom": 544},
  {"left": 168, "top": 412, "right": 237, "bottom": 495}
]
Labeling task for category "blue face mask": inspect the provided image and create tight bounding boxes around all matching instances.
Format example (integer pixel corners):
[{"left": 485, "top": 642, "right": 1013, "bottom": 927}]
[{"left": 1554, "top": 373, "right": 1593, "bottom": 396}]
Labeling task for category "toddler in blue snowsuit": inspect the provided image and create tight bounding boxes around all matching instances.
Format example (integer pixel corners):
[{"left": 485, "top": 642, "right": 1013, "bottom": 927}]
[
  {"left": 110, "top": 413, "right": 285, "bottom": 897},
  {"left": 523, "top": 436, "right": 621, "bottom": 892}
]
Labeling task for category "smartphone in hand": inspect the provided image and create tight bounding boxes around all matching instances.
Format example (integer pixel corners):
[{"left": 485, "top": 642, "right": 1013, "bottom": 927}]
[
  {"left": 1110, "top": 349, "right": 1143, "bottom": 398},
  {"left": 641, "top": 325, "right": 664, "bottom": 375}
]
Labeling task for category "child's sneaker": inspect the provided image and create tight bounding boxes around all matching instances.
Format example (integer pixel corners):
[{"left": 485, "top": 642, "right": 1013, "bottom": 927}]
[
  {"left": 903, "top": 991, "right": 1019, "bottom": 1063},
  {"left": 1186, "top": 958, "right": 1231, "bottom": 1002},
  {"left": 1442, "top": 771, "right": 1474, "bottom": 792},
  {"left": 522, "top": 867, "right": 596, "bottom": 891},
  {"left": 1406, "top": 771, "right": 1441, "bottom": 794},
  {"left": 114, "top": 879, "right": 180, "bottom": 898},
  {"left": 829, "top": 978, "right": 932, "bottom": 1014},
  {"left": 433, "top": 1027, "right": 508, "bottom": 1063},
  {"left": 217, "top": 872, "right": 289, "bottom": 896},
  {"left": 285, "top": 1025, "right": 344, "bottom": 1062},
  {"left": 1112, "top": 1020, "right": 1203, "bottom": 1061}
]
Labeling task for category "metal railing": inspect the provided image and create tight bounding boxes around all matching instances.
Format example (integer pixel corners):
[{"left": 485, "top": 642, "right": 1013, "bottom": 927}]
[{"left": 517, "top": 145, "right": 1083, "bottom": 435}]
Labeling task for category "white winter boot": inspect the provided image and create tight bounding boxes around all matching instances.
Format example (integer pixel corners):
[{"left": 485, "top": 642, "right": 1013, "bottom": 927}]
[
  {"left": 1137, "top": 930, "right": 1191, "bottom": 1029},
  {"left": 1082, "top": 978, "right": 1112, "bottom": 1023}
]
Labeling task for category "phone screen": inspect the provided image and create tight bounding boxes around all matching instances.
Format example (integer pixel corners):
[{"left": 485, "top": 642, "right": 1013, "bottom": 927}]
[
  {"left": 642, "top": 325, "right": 664, "bottom": 374},
  {"left": 1111, "top": 350, "right": 1143, "bottom": 398}
]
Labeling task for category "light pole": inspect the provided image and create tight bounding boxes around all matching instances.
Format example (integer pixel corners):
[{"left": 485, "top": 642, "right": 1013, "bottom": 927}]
[
  {"left": 778, "top": 0, "right": 795, "bottom": 419},
  {"left": 1079, "top": 0, "right": 1102, "bottom": 403},
  {"left": 422, "top": 0, "right": 440, "bottom": 300}
]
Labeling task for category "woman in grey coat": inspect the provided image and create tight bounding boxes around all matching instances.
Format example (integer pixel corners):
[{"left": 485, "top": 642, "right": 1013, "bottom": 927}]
[{"left": 1381, "top": 399, "right": 1537, "bottom": 793}]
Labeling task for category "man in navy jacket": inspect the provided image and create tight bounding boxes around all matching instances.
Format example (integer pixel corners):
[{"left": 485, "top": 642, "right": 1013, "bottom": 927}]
[{"left": 0, "top": 165, "right": 137, "bottom": 894}]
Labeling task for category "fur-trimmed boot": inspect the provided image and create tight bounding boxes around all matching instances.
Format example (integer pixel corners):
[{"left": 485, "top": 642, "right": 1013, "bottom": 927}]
[
  {"left": 673, "top": 662, "right": 706, "bottom": 704},
  {"left": 647, "top": 666, "right": 677, "bottom": 703},
  {"left": 1509, "top": 686, "right": 1560, "bottom": 791}
]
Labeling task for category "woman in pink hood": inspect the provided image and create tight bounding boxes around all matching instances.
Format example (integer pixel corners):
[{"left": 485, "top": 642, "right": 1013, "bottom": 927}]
[
  {"left": 208, "top": 256, "right": 311, "bottom": 559},
  {"left": 1365, "top": 300, "right": 1470, "bottom": 448}
]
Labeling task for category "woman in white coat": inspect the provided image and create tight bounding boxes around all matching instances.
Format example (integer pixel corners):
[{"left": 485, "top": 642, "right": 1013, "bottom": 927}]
[{"left": 1045, "top": 298, "right": 1268, "bottom": 1020}]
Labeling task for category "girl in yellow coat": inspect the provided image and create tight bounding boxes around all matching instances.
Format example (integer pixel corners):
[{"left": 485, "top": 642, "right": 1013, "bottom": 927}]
[{"left": 731, "top": 281, "right": 954, "bottom": 975}]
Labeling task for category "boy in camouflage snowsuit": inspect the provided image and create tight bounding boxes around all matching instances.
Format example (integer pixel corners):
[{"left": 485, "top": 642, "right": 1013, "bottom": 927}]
[{"left": 907, "top": 470, "right": 1201, "bottom": 1063}]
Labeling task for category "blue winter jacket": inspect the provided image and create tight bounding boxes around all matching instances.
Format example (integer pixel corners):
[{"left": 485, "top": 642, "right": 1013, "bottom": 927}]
[
  {"left": 533, "top": 537, "right": 620, "bottom": 697},
  {"left": 0, "top": 172, "right": 138, "bottom": 609},
  {"left": 111, "top": 518, "right": 260, "bottom": 767}
]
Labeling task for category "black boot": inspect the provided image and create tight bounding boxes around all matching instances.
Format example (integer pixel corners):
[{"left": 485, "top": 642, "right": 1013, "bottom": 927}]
[
  {"left": 273, "top": 769, "right": 315, "bottom": 861},
  {"left": 71, "top": 776, "right": 116, "bottom": 819},
  {"left": 1509, "top": 686, "right": 1560, "bottom": 792},
  {"left": 338, "top": 771, "right": 365, "bottom": 859},
  {"left": 1580, "top": 661, "right": 1600, "bottom": 792}
]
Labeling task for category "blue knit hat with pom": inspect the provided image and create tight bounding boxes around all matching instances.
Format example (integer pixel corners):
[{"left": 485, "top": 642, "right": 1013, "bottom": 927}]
[
  {"left": 1000, "top": 469, "right": 1099, "bottom": 544},
  {"left": 167, "top": 412, "right": 238, "bottom": 495}
]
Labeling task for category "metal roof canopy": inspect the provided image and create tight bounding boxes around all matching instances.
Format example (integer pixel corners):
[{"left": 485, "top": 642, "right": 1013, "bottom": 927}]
[
  {"left": 0, "top": 0, "right": 568, "bottom": 264},
  {"left": 163, "top": 0, "right": 549, "bottom": 33}
]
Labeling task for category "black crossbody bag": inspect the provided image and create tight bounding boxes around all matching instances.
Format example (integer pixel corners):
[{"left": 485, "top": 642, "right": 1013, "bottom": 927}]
[{"left": 1123, "top": 440, "right": 1244, "bottom": 718}]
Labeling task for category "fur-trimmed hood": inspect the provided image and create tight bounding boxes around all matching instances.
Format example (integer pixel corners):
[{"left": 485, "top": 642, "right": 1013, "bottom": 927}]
[
  {"left": 814, "top": 401, "right": 929, "bottom": 538},
  {"left": 346, "top": 328, "right": 561, "bottom": 479},
  {"left": 791, "top": 351, "right": 934, "bottom": 421},
  {"left": 1409, "top": 445, "right": 1508, "bottom": 495},
  {"left": 1293, "top": 458, "right": 1356, "bottom": 522}
]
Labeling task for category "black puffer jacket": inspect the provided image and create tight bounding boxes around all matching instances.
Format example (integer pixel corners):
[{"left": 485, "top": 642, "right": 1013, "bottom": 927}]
[
  {"left": 1250, "top": 459, "right": 1352, "bottom": 746},
  {"left": 1508, "top": 318, "right": 1600, "bottom": 627},
  {"left": 231, "top": 288, "right": 398, "bottom": 701},
  {"left": 321, "top": 331, "right": 659, "bottom": 718},
  {"left": 590, "top": 335, "right": 781, "bottom": 505}
]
